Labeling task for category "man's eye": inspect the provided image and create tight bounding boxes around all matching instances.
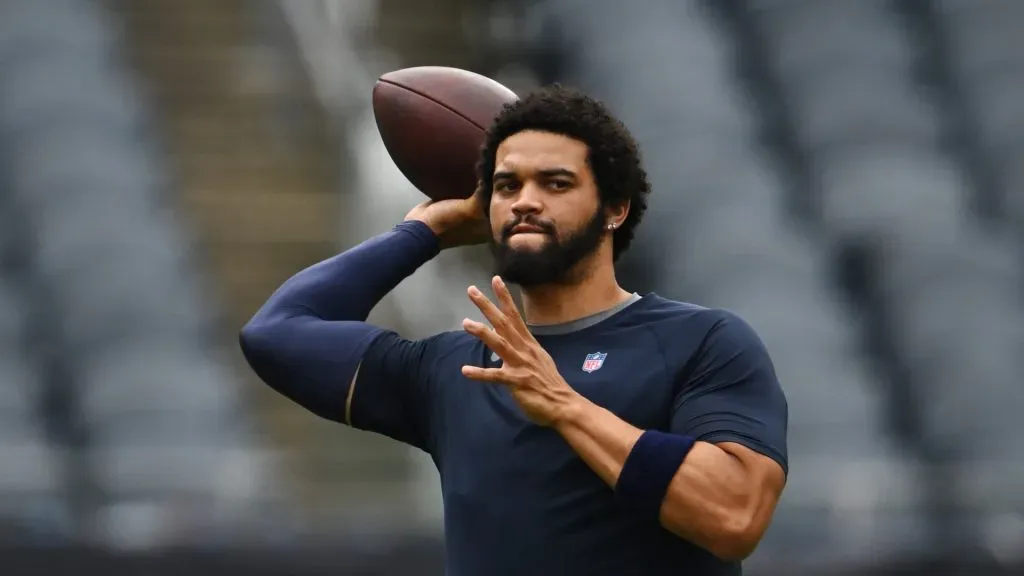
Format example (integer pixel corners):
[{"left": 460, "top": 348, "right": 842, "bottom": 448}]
[{"left": 549, "top": 180, "right": 571, "bottom": 190}]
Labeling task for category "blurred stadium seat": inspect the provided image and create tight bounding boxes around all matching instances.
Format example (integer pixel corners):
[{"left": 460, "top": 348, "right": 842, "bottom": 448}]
[
  {"left": 0, "top": 223, "right": 69, "bottom": 543},
  {"left": 746, "top": 0, "right": 1024, "bottom": 559},
  {"left": 935, "top": 0, "right": 1024, "bottom": 229},
  {"left": 0, "top": 0, "right": 268, "bottom": 548}
]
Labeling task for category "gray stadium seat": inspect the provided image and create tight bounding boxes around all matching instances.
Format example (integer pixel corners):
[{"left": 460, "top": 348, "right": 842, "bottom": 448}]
[
  {"left": 0, "top": 0, "right": 271, "bottom": 547},
  {"left": 0, "top": 262, "right": 69, "bottom": 541},
  {"left": 815, "top": 152, "right": 964, "bottom": 239},
  {"left": 937, "top": 1, "right": 1024, "bottom": 231},
  {"left": 754, "top": 0, "right": 1024, "bottom": 557}
]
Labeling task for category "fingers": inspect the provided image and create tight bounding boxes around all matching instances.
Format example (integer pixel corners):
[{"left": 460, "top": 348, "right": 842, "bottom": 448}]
[
  {"left": 467, "top": 278, "right": 528, "bottom": 336},
  {"left": 490, "top": 276, "right": 528, "bottom": 334},
  {"left": 462, "top": 318, "right": 515, "bottom": 358},
  {"left": 467, "top": 285, "right": 511, "bottom": 333},
  {"left": 461, "top": 365, "right": 505, "bottom": 383}
]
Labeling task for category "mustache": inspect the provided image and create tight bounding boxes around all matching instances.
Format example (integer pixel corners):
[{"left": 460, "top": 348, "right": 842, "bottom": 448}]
[{"left": 501, "top": 216, "right": 556, "bottom": 240}]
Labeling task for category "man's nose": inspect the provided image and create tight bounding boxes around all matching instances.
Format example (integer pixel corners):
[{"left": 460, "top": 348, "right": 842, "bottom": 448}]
[{"left": 510, "top": 182, "right": 544, "bottom": 215}]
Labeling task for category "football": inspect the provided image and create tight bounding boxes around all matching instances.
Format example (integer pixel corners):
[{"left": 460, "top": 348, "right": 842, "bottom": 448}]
[{"left": 372, "top": 66, "right": 518, "bottom": 201}]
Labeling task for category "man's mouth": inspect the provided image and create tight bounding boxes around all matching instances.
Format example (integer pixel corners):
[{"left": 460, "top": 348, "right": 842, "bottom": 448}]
[{"left": 510, "top": 223, "right": 546, "bottom": 235}]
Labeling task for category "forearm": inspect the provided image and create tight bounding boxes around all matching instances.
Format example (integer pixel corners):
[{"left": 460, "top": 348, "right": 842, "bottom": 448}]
[
  {"left": 553, "top": 398, "right": 643, "bottom": 486},
  {"left": 239, "top": 221, "right": 439, "bottom": 420},
  {"left": 247, "top": 220, "right": 440, "bottom": 324},
  {"left": 555, "top": 398, "right": 766, "bottom": 559}
]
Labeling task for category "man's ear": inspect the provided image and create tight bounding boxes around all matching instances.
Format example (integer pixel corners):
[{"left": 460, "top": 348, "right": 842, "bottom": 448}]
[{"left": 605, "top": 200, "right": 630, "bottom": 229}]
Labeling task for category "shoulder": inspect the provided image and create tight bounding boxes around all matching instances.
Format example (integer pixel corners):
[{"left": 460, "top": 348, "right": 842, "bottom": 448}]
[
  {"left": 634, "top": 296, "right": 770, "bottom": 374},
  {"left": 635, "top": 295, "right": 757, "bottom": 347}
]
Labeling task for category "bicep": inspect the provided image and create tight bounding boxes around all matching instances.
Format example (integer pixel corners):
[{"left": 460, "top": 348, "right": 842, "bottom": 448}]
[
  {"left": 349, "top": 331, "right": 446, "bottom": 451},
  {"left": 718, "top": 442, "right": 787, "bottom": 500},
  {"left": 239, "top": 316, "right": 384, "bottom": 423},
  {"left": 671, "top": 313, "right": 789, "bottom": 476}
]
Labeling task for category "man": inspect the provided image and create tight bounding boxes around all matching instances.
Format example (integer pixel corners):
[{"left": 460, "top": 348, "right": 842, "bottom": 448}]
[{"left": 240, "top": 86, "right": 788, "bottom": 575}]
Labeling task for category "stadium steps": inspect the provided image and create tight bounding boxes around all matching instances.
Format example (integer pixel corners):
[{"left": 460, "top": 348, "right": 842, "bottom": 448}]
[
  {"left": 375, "top": 0, "right": 479, "bottom": 69},
  {"left": 110, "top": 0, "right": 418, "bottom": 526}
]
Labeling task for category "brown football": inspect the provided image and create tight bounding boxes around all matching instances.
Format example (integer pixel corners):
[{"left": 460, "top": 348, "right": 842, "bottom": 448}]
[{"left": 372, "top": 66, "right": 518, "bottom": 201}]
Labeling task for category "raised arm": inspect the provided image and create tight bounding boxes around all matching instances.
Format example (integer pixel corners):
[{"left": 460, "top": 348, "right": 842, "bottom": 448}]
[
  {"left": 238, "top": 220, "right": 440, "bottom": 423},
  {"left": 239, "top": 193, "right": 488, "bottom": 448}
]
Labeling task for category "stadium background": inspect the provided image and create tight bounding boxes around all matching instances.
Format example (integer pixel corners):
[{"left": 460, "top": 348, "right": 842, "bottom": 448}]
[{"left": 0, "top": 0, "right": 1022, "bottom": 574}]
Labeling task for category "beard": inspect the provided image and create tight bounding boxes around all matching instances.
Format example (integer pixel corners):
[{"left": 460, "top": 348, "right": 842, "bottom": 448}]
[{"left": 489, "top": 208, "right": 607, "bottom": 287}]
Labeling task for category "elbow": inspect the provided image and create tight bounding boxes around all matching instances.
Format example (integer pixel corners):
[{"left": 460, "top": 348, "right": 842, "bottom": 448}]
[
  {"left": 707, "top": 530, "right": 759, "bottom": 562},
  {"left": 704, "top": 512, "right": 764, "bottom": 562},
  {"left": 238, "top": 318, "right": 281, "bottom": 377},
  {"left": 239, "top": 320, "right": 267, "bottom": 358},
  {"left": 238, "top": 318, "right": 298, "bottom": 398},
  {"left": 240, "top": 303, "right": 291, "bottom": 359},
  {"left": 662, "top": 494, "right": 765, "bottom": 562}
]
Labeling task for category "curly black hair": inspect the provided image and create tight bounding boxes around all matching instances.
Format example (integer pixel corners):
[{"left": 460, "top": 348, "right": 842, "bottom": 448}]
[{"left": 476, "top": 84, "right": 651, "bottom": 261}]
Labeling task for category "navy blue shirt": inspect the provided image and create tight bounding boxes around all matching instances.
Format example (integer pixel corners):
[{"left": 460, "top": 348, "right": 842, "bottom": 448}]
[{"left": 351, "top": 294, "right": 788, "bottom": 576}]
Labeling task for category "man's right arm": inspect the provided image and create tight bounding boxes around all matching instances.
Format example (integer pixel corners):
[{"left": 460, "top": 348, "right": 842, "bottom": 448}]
[{"left": 238, "top": 220, "right": 440, "bottom": 436}]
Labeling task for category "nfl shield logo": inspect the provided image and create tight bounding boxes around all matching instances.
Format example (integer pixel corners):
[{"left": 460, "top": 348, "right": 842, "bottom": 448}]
[{"left": 581, "top": 352, "right": 608, "bottom": 373}]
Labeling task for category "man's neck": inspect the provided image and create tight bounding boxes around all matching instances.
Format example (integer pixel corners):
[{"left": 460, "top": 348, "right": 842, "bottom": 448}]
[{"left": 519, "top": 264, "right": 633, "bottom": 326}]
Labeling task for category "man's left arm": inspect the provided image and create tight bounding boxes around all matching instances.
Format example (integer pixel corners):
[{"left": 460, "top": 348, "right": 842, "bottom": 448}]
[
  {"left": 553, "top": 312, "right": 788, "bottom": 561},
  {"left": 458, "top": 282, "right": 787, "bottom": 560}
]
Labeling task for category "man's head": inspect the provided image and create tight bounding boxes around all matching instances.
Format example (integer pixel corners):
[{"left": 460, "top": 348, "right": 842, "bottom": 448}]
[{"left": 476, "top": 85, "right": 651, "bottom": 287}]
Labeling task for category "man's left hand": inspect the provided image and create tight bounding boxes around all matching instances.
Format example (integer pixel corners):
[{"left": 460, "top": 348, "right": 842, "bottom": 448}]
[{"left": 461, "top": 276, "right": 580, "bottom": 426}]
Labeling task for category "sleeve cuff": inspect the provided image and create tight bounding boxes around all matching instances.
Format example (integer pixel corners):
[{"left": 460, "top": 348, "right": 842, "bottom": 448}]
[
  {"left": 698, "top": 431, "right": 789, "bottom": 476},
  {"left": 394, "top": 220, "right": 442, "bottom": 259}
]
